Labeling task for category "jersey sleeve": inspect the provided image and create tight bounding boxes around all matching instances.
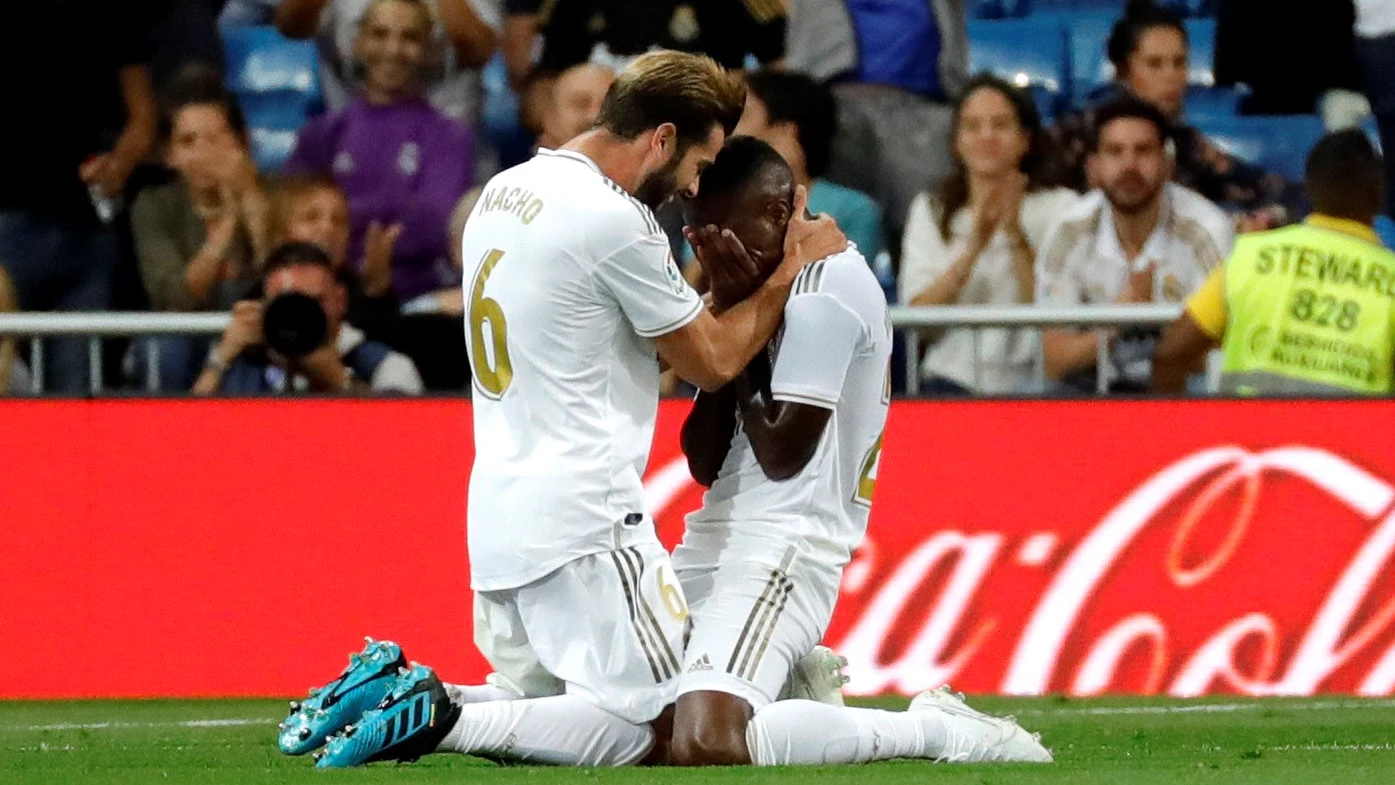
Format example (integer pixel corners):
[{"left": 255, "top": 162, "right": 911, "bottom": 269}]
[
  {"left": 1185, "top": 265, "right": 1228, "bottom": 339},
  {"left": 770, "top": 291, "right": 865, "bottom": 409},
  {"left": 594, "top": 233, "right": 704, "bottom": 338}
]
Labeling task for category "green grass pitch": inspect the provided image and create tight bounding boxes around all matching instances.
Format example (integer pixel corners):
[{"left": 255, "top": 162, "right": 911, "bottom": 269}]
[{"left": 3, "top": 696, "right": 1393, "bottom": 784}]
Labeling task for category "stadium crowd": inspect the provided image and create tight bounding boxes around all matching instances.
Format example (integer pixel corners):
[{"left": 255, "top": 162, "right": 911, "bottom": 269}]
[{"left": 1, "top": 0, "right": 1392, "bottom": 396}]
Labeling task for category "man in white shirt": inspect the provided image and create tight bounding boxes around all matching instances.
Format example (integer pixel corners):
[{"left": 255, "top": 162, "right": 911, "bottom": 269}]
[
  {"left": 301, "top": 50, "right": 848, "bottom": 770},
  {"left": 669, "top": 137, "right": 1050, "bottom": 767},
  {"left": 1037, "top": 96, "right": 1233, "bottom": 393},
  {"left": 275, "top": 0, "right": 501, "bottom": 123}
]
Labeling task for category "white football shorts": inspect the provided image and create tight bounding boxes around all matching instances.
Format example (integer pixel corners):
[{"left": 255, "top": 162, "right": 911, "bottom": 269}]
[
  {"left": 472, "top": 534, "right": 689, "bottom": 724},
  {"left": 676, "top": 549, "right": 842, "bottom": 710}
]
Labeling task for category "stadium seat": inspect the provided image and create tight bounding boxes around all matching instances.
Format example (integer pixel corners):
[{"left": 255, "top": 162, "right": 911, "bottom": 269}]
[
  {"left": 1029, "top": 0, "right": 1125, "bottom": 12},
  {"left": 221, "top": 26, "right": 322, "bottom": 170},
  {"left": 1030, "top": 0, "right": 1210, "bottom": 16},
  {"left": 1038, "top": 10, "right": 1117, "bottom": 107},
  {"left": 1183, "top": 85, "right": 1245, "bottom": 124},
  {"left": 1184, "top": 18, "right": 1216, "bottom": 87},
  {"left": 1158, "top": 0, "right": 1214, "bottom": 16},
  {"left": 966, "top": 18, "right": 1069, "bottom": 120},
  {"left": 480, "top": 53, "right": 534, "bottom": 171},
  {"left": 1192, "top": 114, "right": 1325, "bottom": 182},
  {"left": 972, "top": 0, "right": 1032, "bottom": 19}
]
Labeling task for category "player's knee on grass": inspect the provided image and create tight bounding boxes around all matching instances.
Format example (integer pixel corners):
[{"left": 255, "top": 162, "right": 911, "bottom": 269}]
[
  {"left": 669, "top": 691, "right": 754, "bottom": 766},
  {"left": 640, "top": 704, "right": 677, "bottom": 766}
]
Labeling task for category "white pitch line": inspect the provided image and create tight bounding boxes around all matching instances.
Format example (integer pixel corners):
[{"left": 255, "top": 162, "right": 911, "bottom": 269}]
[
  {"left": 1015, "top": 698, "right": 1395, "bottom": 717},
  {"left": 17, "top": 718, "right": 274, "bottom": 732},
  {"left": 9, "top": 698, "right": 1395, "bottom": 733},
  {"left": 1264, "top": 743, "right": 1395, "bottom": 752}
]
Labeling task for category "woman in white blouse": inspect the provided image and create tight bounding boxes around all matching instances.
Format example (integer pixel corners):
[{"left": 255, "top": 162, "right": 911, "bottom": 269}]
[{"left": 899, "top": 75, "right": 1078, "bottom": 395}]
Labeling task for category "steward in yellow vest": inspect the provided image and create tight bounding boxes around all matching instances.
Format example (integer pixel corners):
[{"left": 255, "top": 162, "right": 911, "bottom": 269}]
[{"left": 1155, "top": 130, "right": 1395, "bottom": 396}]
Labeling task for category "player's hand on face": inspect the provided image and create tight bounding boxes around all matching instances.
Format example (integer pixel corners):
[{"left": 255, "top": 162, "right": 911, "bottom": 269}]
[
  {"left": 779, "top": 185, "right": 846, "bottom": 282},
  {"left": 690, "top": 224, "right": 763, "bottom": 310}
]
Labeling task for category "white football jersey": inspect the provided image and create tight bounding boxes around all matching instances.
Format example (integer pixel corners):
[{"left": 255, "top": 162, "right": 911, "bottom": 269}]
[
  {"left": 673, "top": 246, "right": 892, "bottom": 572},
  {"left": 462, "top": 148, "right": 703, "bottom": 591}
]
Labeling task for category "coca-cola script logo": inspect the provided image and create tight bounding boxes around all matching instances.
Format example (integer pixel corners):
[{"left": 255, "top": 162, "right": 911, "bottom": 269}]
[{"left": 643, "top": 446, "right": 1395, "bottom": 697}]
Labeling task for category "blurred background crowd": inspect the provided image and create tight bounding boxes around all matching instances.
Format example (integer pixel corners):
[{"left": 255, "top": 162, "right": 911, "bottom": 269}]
[{"left": 1, "top": 0, "right": 1390, "bottom": 397}]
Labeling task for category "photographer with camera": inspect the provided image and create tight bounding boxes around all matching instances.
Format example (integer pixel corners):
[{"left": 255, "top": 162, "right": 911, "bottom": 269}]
[{"left": 193, "top": 242, "right": 423, "bottom": 395}]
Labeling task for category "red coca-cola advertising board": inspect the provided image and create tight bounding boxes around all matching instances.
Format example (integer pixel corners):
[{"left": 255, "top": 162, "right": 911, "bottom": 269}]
[{"left": 2, "top": 399, "right": 1393, "bottom": 699}]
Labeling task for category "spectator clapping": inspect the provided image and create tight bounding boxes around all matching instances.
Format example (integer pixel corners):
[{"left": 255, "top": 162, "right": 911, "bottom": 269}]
[{"left": 899, "top": 75, "right": 1078, "bottom": 395}]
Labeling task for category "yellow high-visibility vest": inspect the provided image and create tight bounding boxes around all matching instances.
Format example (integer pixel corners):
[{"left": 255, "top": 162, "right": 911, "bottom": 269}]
[{"left": 1203, "top": 216, "right": 1395, "bottom": 395}]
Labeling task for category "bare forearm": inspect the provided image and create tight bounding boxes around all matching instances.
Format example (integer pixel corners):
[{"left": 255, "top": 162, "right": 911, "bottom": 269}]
[
  {"left": 115, "top": 65, "right": 157, "bottom": 163},
  {"left": 702, "top": 279, "right": 790, "bottom": 387},
  {"left": 681, "top": 388, "right": 737, "bottom": 486},
  {"left": 192, "top": 367, "right": 223, "bottom": 396},
  {"left": 439, "top": 0, "right": 498, "bottom": 67},
  {"left": 183, "top": 247, "right": 225, "bottom": 306},
  {"left": 242, "top": 198, "right": 272, "bottom": 265},
  {"left": 502, "top": 15, "right": 537, "bottom": 87},
  {"left": 1151, "top": 354, "right": 1193, "bottom": 395},
  {"left": 1009, "top": 249, "right": 1034, "bottom": 304},
  {"left": 1043, "top": 330, "right": 1108, "bottom": 380},
  {"left": 275, "top": 0, "right": 330, "bottom": 38},
  {"left": 907, "top": 245, "right": 983, "bottom": 307}
]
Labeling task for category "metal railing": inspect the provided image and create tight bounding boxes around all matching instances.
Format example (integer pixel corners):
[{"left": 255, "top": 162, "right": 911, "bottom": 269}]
[
  {"left": 892, "top": 304, "right": 1183, "bottom": 395},
  {"left": 0, "top": 306, "right": 1189, "bottom": 395},
  {"left": 0, "top": 313, "right": 230, "bottom": 395}
]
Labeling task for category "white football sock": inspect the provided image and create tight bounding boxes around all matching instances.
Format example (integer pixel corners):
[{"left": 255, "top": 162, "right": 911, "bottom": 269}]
[
  {"left": 443, "top": 682, "right": 518, "bottom": 704},
  {"left": 436, "top": 695, "right": 654, "bottom": 766},
  {"left": 745, "top": 700, "right": 947, "bottom": 765}
]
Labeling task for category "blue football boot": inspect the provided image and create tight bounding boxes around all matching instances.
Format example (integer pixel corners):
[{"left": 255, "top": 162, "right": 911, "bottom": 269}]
[
  {"left": 277, "top": 637, "right": 407, "bottom": 755},
  {"left": 314, "top": 663, "right": 461, "bottom": 769}
]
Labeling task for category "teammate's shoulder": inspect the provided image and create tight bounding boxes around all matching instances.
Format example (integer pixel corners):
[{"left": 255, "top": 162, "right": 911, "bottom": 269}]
[
  {"left": 531, "top": 149, "right": 664, "bottom": 239},
  {"left": 790, "top": 245, "right": 885, "bottom": 315}
]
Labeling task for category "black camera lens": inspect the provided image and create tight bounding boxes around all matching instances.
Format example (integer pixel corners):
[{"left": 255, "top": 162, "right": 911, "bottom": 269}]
[{"left": 262, "top": 292, "right": 328, "bottom": 358}]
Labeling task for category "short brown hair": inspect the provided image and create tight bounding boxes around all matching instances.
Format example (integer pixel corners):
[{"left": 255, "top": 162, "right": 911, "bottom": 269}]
[{"left": 596, "top": 50, "right": 746, "bottom": 149}]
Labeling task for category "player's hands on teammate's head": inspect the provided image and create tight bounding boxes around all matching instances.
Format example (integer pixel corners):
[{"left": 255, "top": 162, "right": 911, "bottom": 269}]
[
  {"left": 778, "top": 185, "right": 846, "bottom": 282},
  {"left": 686, "top": 223, "right": 764, "bottom": 310}
]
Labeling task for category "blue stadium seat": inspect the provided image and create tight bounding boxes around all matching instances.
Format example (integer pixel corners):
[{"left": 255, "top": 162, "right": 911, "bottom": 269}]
[
  {"left": 966, "top": 18, "right": 1069, "bottom": 120},
  {"left": 1029, "top": 0, "right": 1124, "bottom": 12},
  {"left": 480, "top": 53, "right": 534, "bottom": 170},
  {"left": 1036, "top": 10, "right": 1117, "bottom": 107},
  {"left": 972, "top": 0, "right": 1032, "bottom": 19},
  {"left": 1192, "top": 115, "right": 1325, "bottom": 182},
  {"left": 1183, "top": 85, "right": 1245, "bottom": 124},
  {"left": 1363, "top": 116, "right": 1383, "bottom": 155},
  {"left": 1159, "top": 0, "right": 1214, "bottom": 16},
  {"left": 221, "top": 26, "right": 322, "bottom": 170},
  {"left": 1185, "top": 18, "right": 1215, "bottom": 87},
  {"left": 1030, "top": 0, "right": 1210, "bottom": 16}
]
